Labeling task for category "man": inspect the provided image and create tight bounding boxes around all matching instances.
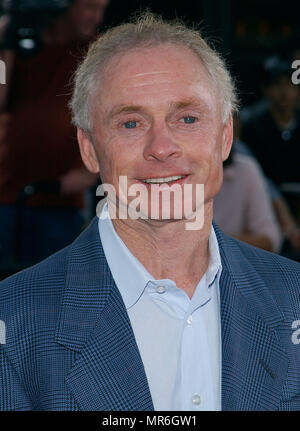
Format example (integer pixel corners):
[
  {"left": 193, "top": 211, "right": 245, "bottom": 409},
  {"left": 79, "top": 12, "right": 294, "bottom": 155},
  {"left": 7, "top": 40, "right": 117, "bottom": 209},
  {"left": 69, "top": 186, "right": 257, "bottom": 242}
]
[
  {"left": 0, "top": 0, "right": 108, "bottom": 268},
  {"left": 242, "top": 57, "right": 300, "bottom": 215},
  {"left": 241, "top": 57, "right": 300, "bottom": 258},
  {"left": 0, "top": 13, "right": 300, "bottom": 411}
]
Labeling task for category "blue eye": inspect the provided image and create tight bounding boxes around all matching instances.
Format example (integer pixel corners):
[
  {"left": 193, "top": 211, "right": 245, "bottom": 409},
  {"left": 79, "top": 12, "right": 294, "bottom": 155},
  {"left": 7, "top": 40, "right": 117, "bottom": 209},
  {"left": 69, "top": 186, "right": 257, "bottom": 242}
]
[
  {"left": 183, "top": 116, "right": 196, "bottom": 124},
  {"left": 124, "top": 120, "right": 137, "bottom": 129}
]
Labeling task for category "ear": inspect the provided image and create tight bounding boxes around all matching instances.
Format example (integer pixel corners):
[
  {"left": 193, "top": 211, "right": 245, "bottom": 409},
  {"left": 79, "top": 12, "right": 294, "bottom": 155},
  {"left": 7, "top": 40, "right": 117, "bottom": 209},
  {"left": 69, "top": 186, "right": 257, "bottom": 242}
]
[
  {"left": 77, "top": 128, "right": 100, "bottom": 174},
  {"left": 221, "top": 114, "right": 233, "bottom": 161}
]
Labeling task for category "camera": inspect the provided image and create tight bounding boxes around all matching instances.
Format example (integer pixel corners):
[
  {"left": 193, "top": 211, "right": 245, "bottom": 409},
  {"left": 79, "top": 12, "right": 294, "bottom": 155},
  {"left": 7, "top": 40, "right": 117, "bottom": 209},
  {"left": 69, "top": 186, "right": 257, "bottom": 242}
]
[{"left": 1, "top": 0, "right": 71, "bottom": 57}]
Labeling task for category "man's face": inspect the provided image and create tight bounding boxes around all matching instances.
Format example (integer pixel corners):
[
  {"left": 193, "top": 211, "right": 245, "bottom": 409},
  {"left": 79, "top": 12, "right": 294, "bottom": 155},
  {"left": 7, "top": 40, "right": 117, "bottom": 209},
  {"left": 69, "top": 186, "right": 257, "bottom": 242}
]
[
  {"left": 68, "top": 0, "right": 108, "bottom": 39},
  {"left": 78, "top": 44, "right": 232, "bottom": 222}
]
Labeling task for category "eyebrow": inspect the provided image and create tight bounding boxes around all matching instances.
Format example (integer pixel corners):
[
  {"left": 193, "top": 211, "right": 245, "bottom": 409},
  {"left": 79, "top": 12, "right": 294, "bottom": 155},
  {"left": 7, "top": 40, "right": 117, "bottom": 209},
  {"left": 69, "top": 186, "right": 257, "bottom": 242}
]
[
  {"left": 106, "top": 97, "right": 208, "bottom": 120},
  {"left": 169, "top": 98, "right": 208, "bottom": 111},
  {"left": 108, "top": 105, "right": 146, "bottom": 118}
]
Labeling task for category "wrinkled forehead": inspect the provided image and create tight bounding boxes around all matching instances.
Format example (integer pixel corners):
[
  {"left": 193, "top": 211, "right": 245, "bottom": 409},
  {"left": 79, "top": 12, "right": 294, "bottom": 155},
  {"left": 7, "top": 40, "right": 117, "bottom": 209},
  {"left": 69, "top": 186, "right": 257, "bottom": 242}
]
[
  {"left": 102, "top": 43, "right": 214, "bottom": 84},
  {"left": 94, "top": 44, "right": 220, "bottom": 111}
]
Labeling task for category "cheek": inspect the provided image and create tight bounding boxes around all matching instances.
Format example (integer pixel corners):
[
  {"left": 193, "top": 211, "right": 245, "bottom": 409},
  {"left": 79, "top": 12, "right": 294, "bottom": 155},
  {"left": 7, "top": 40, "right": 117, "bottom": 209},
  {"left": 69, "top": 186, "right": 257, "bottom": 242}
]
[
  {"left": 191, "top": 131, "right": 222, "bottom": 173},
  {"left": 206, "top": 156, "right": 223, "bottom": 186},
  {"left": 203, "top": 160, "right": 224, "bottom": 201},
  {"left": 97, "top": 140, "right": 136, "bottom": 182},
  {"left": 195, "top": 136, "right": 224, "bottom": 189}
]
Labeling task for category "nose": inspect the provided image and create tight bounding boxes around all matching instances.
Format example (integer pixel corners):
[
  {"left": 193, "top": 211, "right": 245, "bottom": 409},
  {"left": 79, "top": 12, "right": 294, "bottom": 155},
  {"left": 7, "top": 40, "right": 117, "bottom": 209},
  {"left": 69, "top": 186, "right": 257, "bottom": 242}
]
[{"left": 143, "top": 124, "right": 182, "bottom": 162}]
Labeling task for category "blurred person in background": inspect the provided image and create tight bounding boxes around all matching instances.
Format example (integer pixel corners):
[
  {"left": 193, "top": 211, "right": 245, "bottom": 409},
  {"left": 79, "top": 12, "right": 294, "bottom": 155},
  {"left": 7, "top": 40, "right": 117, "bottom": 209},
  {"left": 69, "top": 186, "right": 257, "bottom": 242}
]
[
  {"left": 0, "top": 0, "right": 108, "bottom": 271},
  {"left": 213, "top": 142, "right": 282, "bottom": 253},
  {"left": 241, "top": 57, "right": 300, "bottom": 257},
  {"left": 241, "top": 56, "right": 300, "bottom": 192}
]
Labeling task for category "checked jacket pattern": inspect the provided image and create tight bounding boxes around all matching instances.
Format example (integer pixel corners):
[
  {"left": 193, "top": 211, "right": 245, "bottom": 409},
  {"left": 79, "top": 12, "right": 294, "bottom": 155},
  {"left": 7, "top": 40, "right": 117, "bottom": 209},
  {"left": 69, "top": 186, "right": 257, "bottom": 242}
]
[{"left": 0, "top": 217, "right": 300, "bottom": 410}]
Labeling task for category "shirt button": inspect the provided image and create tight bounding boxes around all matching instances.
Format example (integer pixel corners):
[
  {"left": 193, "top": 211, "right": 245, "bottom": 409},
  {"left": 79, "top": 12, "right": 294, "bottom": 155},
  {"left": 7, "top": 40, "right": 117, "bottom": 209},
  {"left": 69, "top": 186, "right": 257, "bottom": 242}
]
[
  {"left": 156, "top": 285, "right": 166, "bottom": 294},
  {"left": 192, "top": 394, "right": 201, "bottom": 405},
  {"left": 186, "top": 315, "right": 193, "bottom": 325}
]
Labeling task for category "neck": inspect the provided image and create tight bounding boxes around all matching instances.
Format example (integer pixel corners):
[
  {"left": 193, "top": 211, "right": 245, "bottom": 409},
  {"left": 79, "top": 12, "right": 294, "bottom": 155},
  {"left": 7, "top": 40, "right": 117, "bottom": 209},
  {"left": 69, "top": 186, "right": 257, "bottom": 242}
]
[{"left": 111, "top": 201, "right": 213, "bottom": 299}]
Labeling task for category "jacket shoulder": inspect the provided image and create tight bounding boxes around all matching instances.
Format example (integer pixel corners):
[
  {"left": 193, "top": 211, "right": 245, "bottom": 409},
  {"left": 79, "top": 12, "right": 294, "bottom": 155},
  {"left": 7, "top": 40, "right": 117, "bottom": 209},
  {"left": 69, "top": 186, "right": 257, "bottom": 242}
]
[
  {"left": 221, "top": 233, "right": 300, "bottom": 313},
  {"left": 230, "top": 235, "right": 300, "bottom": 276},
  {"left": 0, "top": 245, "right": 70, "bottom": 324}
]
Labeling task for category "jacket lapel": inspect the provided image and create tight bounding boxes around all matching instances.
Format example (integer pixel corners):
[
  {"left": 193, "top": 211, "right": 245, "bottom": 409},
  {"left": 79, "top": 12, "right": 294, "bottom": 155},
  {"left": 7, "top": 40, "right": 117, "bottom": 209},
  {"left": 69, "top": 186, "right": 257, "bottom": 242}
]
[
  {"left": 55, "top": 217, "right": 154, "bottom": 411},
  {"left": 214, "top": 224, "right": 289, "bottom": 410}
]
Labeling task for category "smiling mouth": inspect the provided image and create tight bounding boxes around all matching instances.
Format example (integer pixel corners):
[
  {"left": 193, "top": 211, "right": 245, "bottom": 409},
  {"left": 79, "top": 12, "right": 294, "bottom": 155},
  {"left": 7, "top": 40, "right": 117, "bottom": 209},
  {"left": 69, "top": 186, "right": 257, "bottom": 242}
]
[{"left": 140, "top": 175, "right": 187, "bottom": 184}]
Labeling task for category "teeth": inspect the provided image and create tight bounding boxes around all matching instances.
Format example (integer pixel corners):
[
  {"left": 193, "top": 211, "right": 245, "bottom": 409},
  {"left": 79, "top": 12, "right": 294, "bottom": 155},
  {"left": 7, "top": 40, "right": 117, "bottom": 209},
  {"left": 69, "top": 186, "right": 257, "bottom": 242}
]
[{"left": 142, "top": 175, "right": 185, "bottom": 184}]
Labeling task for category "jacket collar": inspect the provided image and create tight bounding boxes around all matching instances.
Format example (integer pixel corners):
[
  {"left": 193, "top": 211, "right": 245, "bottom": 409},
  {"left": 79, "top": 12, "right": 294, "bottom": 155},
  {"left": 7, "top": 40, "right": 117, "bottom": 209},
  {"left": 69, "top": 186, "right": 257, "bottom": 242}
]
[{"left": 55, "top": 217, "right": 288, "bottom": 410}]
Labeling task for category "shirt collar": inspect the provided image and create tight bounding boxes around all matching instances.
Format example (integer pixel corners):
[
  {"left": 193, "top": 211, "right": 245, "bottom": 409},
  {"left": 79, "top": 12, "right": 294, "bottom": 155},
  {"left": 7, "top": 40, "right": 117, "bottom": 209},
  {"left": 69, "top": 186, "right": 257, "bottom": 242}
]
[{"left": 98, "top": 201, "right": 222, "bottom": 310}]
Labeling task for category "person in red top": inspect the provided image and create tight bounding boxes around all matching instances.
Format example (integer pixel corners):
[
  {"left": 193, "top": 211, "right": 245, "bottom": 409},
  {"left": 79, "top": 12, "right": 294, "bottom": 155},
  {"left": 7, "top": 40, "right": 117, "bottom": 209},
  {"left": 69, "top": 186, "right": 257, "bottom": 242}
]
[{"left": 0, "top": 0, "right": 109, "bottom": 270}]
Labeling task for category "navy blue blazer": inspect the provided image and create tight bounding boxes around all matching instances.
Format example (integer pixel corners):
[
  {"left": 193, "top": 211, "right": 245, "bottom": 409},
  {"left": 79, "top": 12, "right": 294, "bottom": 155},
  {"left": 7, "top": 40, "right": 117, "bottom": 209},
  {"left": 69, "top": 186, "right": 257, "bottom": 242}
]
[{"left": 0, "top": 217, "right": 300, "bottom": 410}]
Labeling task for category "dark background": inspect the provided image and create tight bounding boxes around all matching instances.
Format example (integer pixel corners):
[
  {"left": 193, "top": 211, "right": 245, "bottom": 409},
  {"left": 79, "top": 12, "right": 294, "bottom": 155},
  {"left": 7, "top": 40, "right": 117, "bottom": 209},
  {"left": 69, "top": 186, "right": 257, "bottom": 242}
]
[{"left": 99, "top": 0, "right": 300, "bottom": 109}]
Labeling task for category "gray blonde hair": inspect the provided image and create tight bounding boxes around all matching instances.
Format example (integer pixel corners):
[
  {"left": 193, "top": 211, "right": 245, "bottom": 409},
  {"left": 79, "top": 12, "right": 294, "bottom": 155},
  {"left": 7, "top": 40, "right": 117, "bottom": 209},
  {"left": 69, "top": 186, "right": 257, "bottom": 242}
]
[{"left": 70, "top": 12, "right": 238, "bottom": 132}]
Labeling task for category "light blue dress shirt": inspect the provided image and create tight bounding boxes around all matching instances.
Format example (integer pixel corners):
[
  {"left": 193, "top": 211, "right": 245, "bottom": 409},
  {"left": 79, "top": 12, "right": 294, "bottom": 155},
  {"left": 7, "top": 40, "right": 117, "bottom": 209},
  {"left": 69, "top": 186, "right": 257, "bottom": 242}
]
[{"left": 98, "top": 202, "right": 222, "bottom": 411}]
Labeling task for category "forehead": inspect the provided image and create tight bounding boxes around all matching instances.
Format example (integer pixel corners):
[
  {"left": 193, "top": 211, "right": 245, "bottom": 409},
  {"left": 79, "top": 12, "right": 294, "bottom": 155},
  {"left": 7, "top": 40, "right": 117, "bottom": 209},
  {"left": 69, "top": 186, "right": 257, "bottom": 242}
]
[{"left": 96, "top": 44, "right": 218, "bottom": 112}]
